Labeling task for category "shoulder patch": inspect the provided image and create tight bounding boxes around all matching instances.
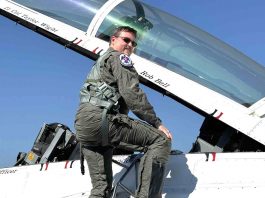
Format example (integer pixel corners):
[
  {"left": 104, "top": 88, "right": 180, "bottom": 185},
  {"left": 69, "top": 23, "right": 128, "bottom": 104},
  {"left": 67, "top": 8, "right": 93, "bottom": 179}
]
[{"left": 119, "top": 54, "right": 133, "bottom": 67}]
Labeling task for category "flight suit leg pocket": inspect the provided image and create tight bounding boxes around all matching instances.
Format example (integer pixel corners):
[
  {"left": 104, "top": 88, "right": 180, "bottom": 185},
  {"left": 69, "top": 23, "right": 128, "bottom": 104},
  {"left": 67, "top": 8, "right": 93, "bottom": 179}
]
[{"left": 111, "top": 114, "right": 132, "bottom": 129}]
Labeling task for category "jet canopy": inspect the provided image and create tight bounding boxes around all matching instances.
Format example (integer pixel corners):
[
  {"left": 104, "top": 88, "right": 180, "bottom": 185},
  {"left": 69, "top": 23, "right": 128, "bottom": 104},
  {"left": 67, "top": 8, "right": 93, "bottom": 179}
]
[{"left": 13, "top": 0, "right": 265, "bottom": 107}]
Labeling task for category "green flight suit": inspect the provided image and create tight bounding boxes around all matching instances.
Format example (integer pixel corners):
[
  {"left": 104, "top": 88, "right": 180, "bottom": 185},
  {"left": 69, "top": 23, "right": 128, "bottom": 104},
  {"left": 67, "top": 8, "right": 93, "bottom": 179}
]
[{"left": 75, "top": 47, "right": 171, "bottom": 198}]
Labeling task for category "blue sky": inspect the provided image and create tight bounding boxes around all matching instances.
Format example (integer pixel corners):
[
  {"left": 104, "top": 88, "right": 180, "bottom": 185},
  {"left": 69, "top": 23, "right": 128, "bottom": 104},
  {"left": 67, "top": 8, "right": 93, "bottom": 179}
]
[{"left": 1, "top": 0, "right": 265, "bottom": 168}]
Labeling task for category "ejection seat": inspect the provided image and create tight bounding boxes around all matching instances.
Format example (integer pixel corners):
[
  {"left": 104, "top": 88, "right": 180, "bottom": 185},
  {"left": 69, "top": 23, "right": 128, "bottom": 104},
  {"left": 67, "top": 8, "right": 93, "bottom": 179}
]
[{"left": 15, "top": 123, "right": 77, "bottom": 166}]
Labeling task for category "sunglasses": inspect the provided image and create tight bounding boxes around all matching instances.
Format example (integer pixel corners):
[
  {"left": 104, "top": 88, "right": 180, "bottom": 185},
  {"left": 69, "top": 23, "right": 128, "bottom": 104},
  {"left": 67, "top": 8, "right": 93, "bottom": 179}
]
[{"left": 117, "top": 36, "right": 137, "bottom": 47}]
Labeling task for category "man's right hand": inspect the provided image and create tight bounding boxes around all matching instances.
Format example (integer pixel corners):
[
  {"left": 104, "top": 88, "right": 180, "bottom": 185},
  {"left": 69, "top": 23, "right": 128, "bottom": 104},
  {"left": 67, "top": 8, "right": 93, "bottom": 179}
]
[{"left": 158, "top": 124, "right": 172, "bottom": 140}]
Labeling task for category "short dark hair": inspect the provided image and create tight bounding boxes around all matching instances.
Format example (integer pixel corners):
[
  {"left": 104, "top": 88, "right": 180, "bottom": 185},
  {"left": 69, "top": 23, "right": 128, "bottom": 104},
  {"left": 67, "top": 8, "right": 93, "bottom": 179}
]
[{"left": 111, "top": 26, "right": 137, "bottom": 38}]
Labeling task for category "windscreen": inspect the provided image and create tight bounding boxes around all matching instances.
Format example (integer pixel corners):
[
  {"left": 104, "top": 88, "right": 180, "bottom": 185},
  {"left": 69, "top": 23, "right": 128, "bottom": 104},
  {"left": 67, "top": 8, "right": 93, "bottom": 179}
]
[
  {"left": 96, "top": 0, "right": 265, "bottom": 107},
  {"left": 13, "top": 0, "right": 107, "bottom": 31}
]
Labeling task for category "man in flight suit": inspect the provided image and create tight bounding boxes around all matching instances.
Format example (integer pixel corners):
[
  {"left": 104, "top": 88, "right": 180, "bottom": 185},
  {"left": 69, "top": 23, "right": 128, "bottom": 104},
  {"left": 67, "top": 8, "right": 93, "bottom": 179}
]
[{"left": 75, "top": 26, "right": 172, "bottom": 198}]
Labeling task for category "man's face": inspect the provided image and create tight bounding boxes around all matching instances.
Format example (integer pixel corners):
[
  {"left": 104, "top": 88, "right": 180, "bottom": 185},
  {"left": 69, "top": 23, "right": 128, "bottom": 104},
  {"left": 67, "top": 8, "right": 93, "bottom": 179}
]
[{"left": 110, "top": 31, "right": 136, "bottom": 56}]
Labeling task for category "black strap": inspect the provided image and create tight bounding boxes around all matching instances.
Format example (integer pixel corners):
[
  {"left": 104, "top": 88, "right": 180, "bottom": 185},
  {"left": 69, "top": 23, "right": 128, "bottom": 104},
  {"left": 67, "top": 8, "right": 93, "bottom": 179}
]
[
  {"left": 80, "top": 144, "right": 85, "bottom": 175},
  {"left": 101, "top": 108, "right": 109, "bottom": 147}
]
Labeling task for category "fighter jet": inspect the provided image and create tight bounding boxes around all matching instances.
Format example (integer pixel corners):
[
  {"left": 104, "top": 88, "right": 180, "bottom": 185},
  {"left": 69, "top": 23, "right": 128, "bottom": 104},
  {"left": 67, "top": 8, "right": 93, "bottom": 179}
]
[{"left": 1, "top": 0, "right": 265, "bottom": 197}]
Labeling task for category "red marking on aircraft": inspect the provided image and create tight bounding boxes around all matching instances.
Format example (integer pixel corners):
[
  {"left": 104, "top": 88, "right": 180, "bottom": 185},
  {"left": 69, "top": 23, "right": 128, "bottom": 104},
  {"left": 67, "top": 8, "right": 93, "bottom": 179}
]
[
  {"left": 65, "top": 161, "right": 69, "bottom": 169},
  {"left": 45, "top": 162, "right": 49, "bottom": 170},
  {"left": 212, "top": 152, "right": 216, "bottom": 161},
  {"left": 74, "top": 39, "right": 82, "bottom": 45},
  {"left": 215, "top": 112, "right": 223, "bottom": 119},
  {"left": 93, "top": 47, "right": 99, "bottom": 53}
]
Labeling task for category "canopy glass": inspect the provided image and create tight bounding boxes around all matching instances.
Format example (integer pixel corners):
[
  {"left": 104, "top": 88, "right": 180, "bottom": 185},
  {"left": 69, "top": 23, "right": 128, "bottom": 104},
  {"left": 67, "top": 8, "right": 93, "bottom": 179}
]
[{"left": 97, "top": 0, "right": 265, "bottom": 107}]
